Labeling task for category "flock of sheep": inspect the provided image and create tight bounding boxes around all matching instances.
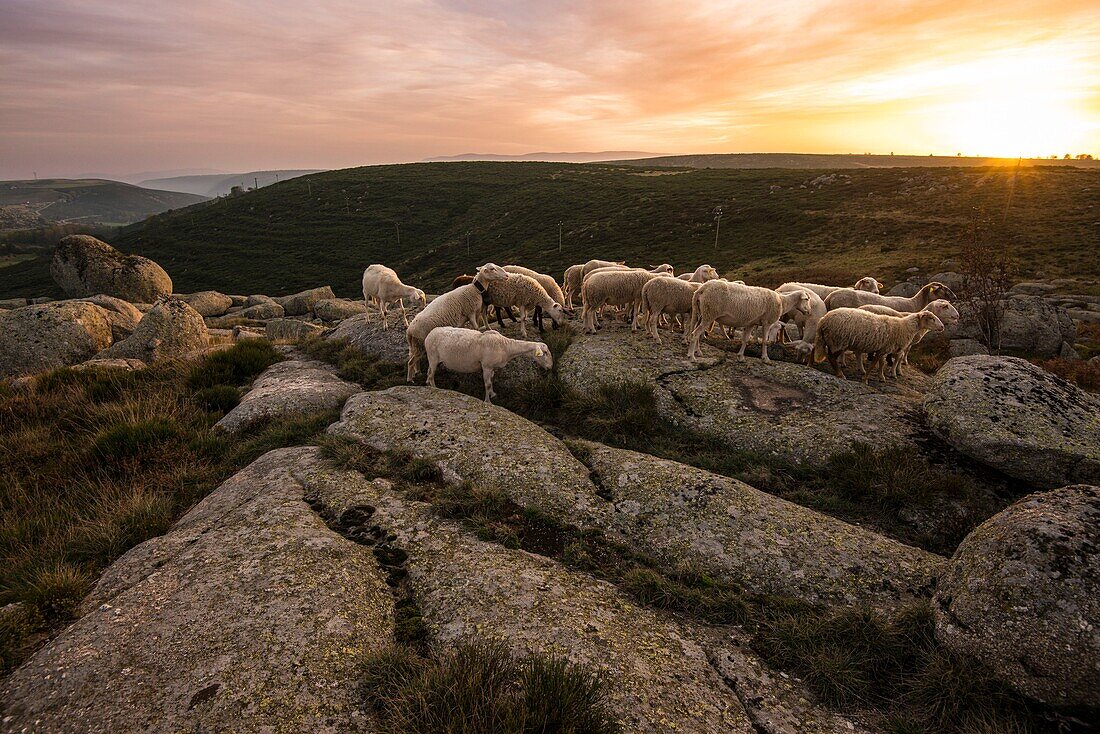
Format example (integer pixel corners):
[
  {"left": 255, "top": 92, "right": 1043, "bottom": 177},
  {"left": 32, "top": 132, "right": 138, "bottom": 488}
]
[{"left": 361, "top": 260, "right": 959, "bottom": 402}]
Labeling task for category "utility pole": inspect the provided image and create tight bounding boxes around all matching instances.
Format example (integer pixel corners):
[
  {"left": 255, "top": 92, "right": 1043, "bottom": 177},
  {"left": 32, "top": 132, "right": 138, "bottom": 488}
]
[
  {"left": 395, "top": 221, "right": 401, "bottom": 246},
  {"left": 466, "top": 231, "right": 471, "bottom": 256},
  {"left": 307, "top": 181, "right": 312, "bottom": 197},
  {"left": 713, "top": 206, "right": 724, "bottom": 251},
  {"left": 558, "top": 221, "right": 563, "bottom": 253},
  {"left": 254, "top": 177, "right": 259, "bottom": 191}
]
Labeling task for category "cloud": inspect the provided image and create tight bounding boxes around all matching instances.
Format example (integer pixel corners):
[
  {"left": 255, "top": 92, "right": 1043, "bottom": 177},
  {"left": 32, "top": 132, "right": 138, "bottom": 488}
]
[{"left": 1, "top": 0, "right": 1097, "bottom": 177}]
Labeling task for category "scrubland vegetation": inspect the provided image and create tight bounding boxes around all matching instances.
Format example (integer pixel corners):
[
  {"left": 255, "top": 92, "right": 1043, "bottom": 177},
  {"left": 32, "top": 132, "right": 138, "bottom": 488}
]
[{"left": 0, "top": 341, "right": 334, "bottom": 670}]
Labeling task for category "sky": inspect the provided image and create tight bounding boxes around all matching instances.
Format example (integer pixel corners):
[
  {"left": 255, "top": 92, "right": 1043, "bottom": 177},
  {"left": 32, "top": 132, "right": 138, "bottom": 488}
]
[{"left": 1, "top": 0, "right": 1098, "bottom": 179}]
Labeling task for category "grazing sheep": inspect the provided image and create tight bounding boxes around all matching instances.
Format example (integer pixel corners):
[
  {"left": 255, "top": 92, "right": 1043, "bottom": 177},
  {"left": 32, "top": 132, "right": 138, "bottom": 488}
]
[
  {"left": 502, "top": 265, "right": 567, "bottom": 309},
  {"left": 677, "top": 265, "right": 720, "bottom": 283},
  {"left": 361, "top": 264, "right": 426, "bottom": 329},
  {"left": 562, "top": 264, "right": 585, "bottom": 308},
  {"left": 687, "top": 282, "right": 811, "bottom": 362},
  {"left": 776, "top": 283, "right": 827, "bottom": 354},
  {"left": 812, "top": 308, "right": 944, "bottom": 381},
  {"left": 649, "top": 263, "right": 675, "bottom": 275},
  {"left": 641, "top": 277, "right": 702, "bottom": 343},
  {"left": 581, "top": 269, "right": 670, "bottom": 333},
  {"left": 485, "top": 273, "right": 566, "bottom": 338},
  {"left": 779, "top": 277, "right": 883, "bottom": 300},
  {"left": 425, "top": 326, "right": 553, "bottom": 403},
  {"left": 824, "top": 282, "right": 955, "bottom": 312},
  {"left": 406, "top": 263, "right": 509, "bottom": 381},
  {"left": 859, "top": 300, "right": 959, "bottom": 373}
]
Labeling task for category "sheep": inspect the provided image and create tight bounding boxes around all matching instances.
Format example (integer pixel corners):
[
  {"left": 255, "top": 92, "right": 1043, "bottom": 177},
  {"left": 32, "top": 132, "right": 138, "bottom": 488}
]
[
  {"left": 581, "top": 259, "right": 627, "bottom": 277},
  {"left": 502, "top": 265, "right": 567, "bottom": 310},
  {"left": 361, "top": 264, "right": 427, "bottom": 329},
  {"left": 824, "top": 282, "right": 955, "bottom": 312},
  {"left": 562, "top": 264, "right": 585, "bottom": 309},
  {"left": 425, "top": 326, "right": 553, "bottom": 404},
  {"left": 451, "top": 274, "right": 474, "bottom": 290},
  {"left": 687, "top": 282, "right": 811, "bottom": 362},
  {"left": 779, "top": 277, "right": 883, "bottom": 300},
  {"left": 580, "top": 269, "right": 671, "bottom": 333},
  {"left": 485, "top": 273, "right": 566, "bottom": 338},
  {"left": 641, "top": 277, "right": 702, "bottom": 343},
  {"left": 812, "top": 308, "right": 944, "bottom": 382},
  {"left": 775, "top": 283, "right": 827, "bottom": 355},
  {"left": 858, "top": 299, "right": 959, "bottom": 374},
  {"left": 677, "top": 265, "right": 720, "bottom": 282},
  {"left": 406, "top": 263, "right": 509, "bottom": 382}
]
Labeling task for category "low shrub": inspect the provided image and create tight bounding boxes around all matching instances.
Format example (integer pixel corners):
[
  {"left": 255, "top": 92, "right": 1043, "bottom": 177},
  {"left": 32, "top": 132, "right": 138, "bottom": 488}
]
[
  {"left": 192, "top": 384, "right": 241, "bottom": 413},
  {"left": 1034, "top": 357, "right": 1100, "bottom": 392},
  {"left": 187, "top": 339, "right": 282, "bottom": 389}
]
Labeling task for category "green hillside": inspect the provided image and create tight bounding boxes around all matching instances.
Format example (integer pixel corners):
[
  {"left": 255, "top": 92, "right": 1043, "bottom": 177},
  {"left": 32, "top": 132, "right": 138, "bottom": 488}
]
[
  {"left": 1, "top": 162, "right": 1096, "bottom": 299},
  {"left": 0, "top": 179, "right": 207, "bottom": 226}
]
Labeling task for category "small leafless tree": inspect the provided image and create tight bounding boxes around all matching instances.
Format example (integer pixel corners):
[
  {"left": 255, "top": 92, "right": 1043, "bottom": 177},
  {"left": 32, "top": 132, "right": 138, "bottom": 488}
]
[{"left": 959, "top": 220, "right": 1015, "bottom": 352}]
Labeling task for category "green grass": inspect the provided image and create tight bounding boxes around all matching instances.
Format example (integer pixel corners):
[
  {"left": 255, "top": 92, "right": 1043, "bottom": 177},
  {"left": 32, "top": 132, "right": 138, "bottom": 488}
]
[
  {"left": 361, "top": 642, "right": 620, "bottom": 734},
  {"left": 0, "top": 342, "right": 333, "bottom": 672},
  {"left": 2, "top": 162, "right": 1092, "bottom": 300},
  {"left": 187, "top": 339, "right": 283, "bottom": 388}
]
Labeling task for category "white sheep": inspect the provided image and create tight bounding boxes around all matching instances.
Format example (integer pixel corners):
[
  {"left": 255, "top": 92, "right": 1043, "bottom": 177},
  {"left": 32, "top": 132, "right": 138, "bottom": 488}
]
[
  {"left": 361, "top": 264, "right": 426, "bottom": 329},
  {"left": 824, "top": 282, "right": 955, "bottom": 312},
  {"left": 641, "top": 277, "right": 702, "bottom": 343},
  {"left": 776, "top": 283, "right": 827, "bottom": 355},
  {"left": 677, "top": 265, "right": 720, "bottom": 282},
  {"left": 485, "top": 273, "right": 566, "bottom": 338},
  {"left": 687, "top": 282, "right": 811, "bottom": 362},
  {"left": 859, "top": 299, "right": 959, "bottom": 374},
  {"left": 425, "top": 326, "right": 553, "bottom": 404},
  {"left": 812, "top": 308, "right": 944, "bottom": 381},
  {"left": 581, "top": 269, "right": 671, "bottom": 333},
  {"left": 779, "top": 277, "right": 883, "bottom": 301},
  {"left": 406, "top": 263, "right": 509, "bottom": 382},
  {"left": 502, "top": 265, "right": 567, "bottom": 308},
  {"left": 562, "top": 264, "right": 585, "bottom": 309},
  {"left": 581, "top": 259, "right": 627, "bottom": 277}
]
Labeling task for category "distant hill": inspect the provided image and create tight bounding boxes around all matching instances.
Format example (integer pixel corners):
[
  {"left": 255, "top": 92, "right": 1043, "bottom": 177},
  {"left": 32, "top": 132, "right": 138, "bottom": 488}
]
[
  {"left": 140, "top": 170, "right": 324, "bottom": 198},
  {"left": 2, "top": 162, "right": 1093, "bottom": 300},
  {"left": 0, "top": 179, "right": 207, "bottom": 228},
  {"left": 609, "top": 153, "right": 1100, "bottom": 169},
  {"left": 423, "top": 152, "right": 655, "bottom": 163}
]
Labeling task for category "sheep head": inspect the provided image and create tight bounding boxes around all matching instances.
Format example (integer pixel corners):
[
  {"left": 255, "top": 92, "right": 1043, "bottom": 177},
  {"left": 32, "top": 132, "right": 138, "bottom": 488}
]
[
  {"left": 546, "top": 302, "right": 567, "bottom": 328},
  {"left": 924, "top": 282, "right": 956, "bottom": 300},
  {"left": 854, "top": 276, "right": 882, "bottom": 293},
  {"left": 926, "top": 299, "right": 959, "bottom": 328},
  {"left": 475, "top": 263, "right": 509, "bottom": 284},
  {"left": 918, "top": 311, "right": 945, "bottom": 332},
  {"left": 531, "top": 343, "right": 554, "bottom": 370}
]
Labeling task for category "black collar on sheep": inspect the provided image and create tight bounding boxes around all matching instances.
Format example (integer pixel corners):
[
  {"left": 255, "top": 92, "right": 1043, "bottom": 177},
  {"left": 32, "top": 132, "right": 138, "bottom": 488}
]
[{"left": 474, "top": 279, "right": 491, "bottom": 305}]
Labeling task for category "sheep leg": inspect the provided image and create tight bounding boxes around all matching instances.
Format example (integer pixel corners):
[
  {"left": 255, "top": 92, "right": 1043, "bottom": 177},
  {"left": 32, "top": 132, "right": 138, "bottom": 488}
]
[
  {"left": 482, "top": 366, "right": 496, "bottom": 404},
  {"left": 406, "top": 342, "right": 423, "bottom": 382},
  {"left": 688, "top": 319, "right": 710, "bottom": 361},
  {"left": 380, "top": 300, "right": 391, "bottom": 330},
  {"left": 534, "top": 306, "right": 544, "bottom": 333},
  {"left": 399, "top": 298, "right": 410, "bottom": 328},
  {"left": 759, "top": 325, "right": 772, "bottom": 363},
  {"left": 517, "top": 307, "right": 529, "bottom": 339},
  {"left": 865, "top": 354, "right": 886, "bottom": 383},
  {"left": 647, "top": 310, "right": 661, "bottom": 343},
  {"left": 426, "top": 354, "right": 439, "bottom": 388},
  {"left": 827, "top": 349, "right": 845, "bottom": 378},
  {"left": 737, "top": 327, "right": 749, "bottom": 361}
]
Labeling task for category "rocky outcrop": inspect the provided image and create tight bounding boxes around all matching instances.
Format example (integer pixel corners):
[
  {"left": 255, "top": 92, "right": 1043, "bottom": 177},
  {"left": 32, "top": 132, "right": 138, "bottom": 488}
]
[
  {"left": 924, "top": 356, "right": 1100, "bottom": 487},
  {"left": 275, "top": 286, "right": 335, "bottom": 316},
  {"left": 265, "top": 318, "right": 323, "bottom": 341},
  {"left": 215, "top": 360, "right": 358, "bottom": 433},
  {"left": 73, "top": 294, "right": 143, "bottom": 341},
  {"left": 97, "top": 297, "right": 208, "bottom": 363},
  {"left": 0, "top": 301, "right": 113, "bottom": 377},
  {"left": 573, "top": 440, "right": 943, "bottom": 609},
  {"left": 330, "top": 386, "right": 608, "bottom": 521},
  {"left": 332, "top": 386, "right": 941, "bottom": 610},
  {"left": 325, "top": 312, "right": 409, "bottom": 363},
  {"left": 0, "top": 447, "right": 393, "bottom": 733},
  {"left": 50, "top": 235, "right": 172, "bottom": 303},
  {"left": 313, "top": 298, "right": 368, "bottom": 322},
  {"left": 307, "top": 465, "right": 755, "bottom": 733},
  {"left": 953, "top": 296, "right": 1076, "bottom": 358},
  {"left": 934, "top": 484, "right": 1100, "bottom": 707},
  {"left": 559, "top": 323, "right": 924, "bottom": 465},
  {"left": 72, "top": 357, "right": 146, "bottom": 372},
  {"left": 178, "top": 291, "right": 233, "bottom": 317}
]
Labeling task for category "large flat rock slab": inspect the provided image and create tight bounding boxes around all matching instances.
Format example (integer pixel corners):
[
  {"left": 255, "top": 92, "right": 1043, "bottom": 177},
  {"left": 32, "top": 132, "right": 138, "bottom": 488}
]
[
  {"left": 307, "top": 465, "right": 754, "bottom": 734},
  {"left": 1, "top": 447, "right": 392, "bottom": 734},
  {"left": 329, "top": 386, "right": 609, "bottom": 521},
  {"left": 574, "top": 440, "right": 943, "bottom": 610},
  {"left": 924, "top": 356, "right": 1100, "bottom": 488},
  {"left": 560, "top": 323, "right": 923, "bottom": 464},
  {"left": 215, "top": 359, "right": 359, "bottom": 433}
]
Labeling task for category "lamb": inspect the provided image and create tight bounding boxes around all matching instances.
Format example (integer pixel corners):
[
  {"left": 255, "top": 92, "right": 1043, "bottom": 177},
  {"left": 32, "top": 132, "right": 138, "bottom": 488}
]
[
  {"left": 776, "top": 283, "right": 827, "bottom": 354},
  {"left": 361, "top": 264, "right": 427, "bottom": 329},
  {"left": 859, "top": 299, "right": 959, "bottom": 373},
  {"left": 677, "top": 265, "right": 720, "bottom": 282},
  {"left": 812, "top": 308, "right": 944, "bottom": 381},
  {"left": 687, "top": 282, "right": 811, "bottom": 362},
  {"left": 779, "top": 277, "right": 883, "bottom": 300},
  {"left": 502, "top": 265, "right": 567, "bottom": 308},
  {"left": 641, "top": 277, "right": 702, "bottom": 343},
  {"left": 485, "top": 273, "right": 566, "bottom": 338},
  {"left": 425, "top": 326, "right": 553, "bottom": 404},
  {"left": 580, "top": 269, "right": 670, "bottom": 333},
  {"left": 824, "top": 282, "right": 955, "bottom": 312},
  {"left": 406, "top": 263, "right": 509, "bottom": 382}
]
